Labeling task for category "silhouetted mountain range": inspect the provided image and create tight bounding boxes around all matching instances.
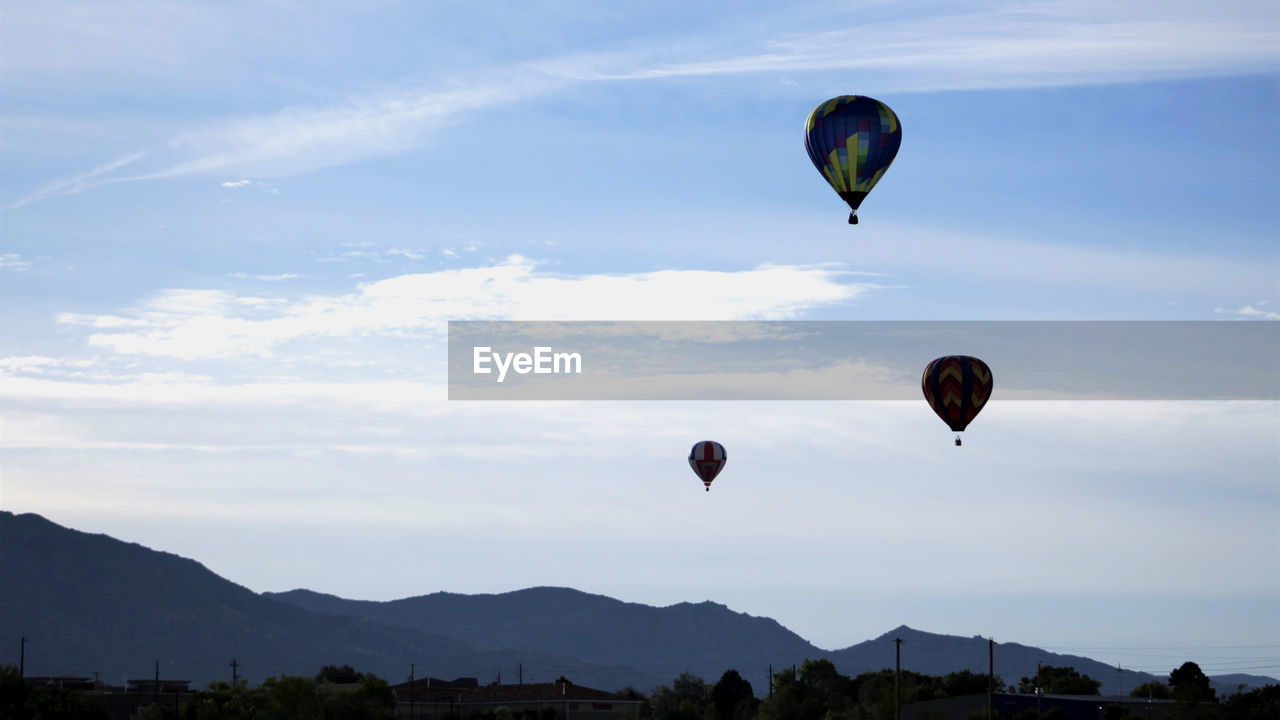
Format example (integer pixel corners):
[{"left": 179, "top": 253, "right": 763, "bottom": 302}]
[{"left": 2, "top": 511, "right": 1274, "bottom": 695}]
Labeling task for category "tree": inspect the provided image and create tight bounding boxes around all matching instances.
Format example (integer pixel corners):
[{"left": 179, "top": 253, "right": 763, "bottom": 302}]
[
  {"left": 187, "top": 680, "right": 257, "bottom": 720},
  {"left": 650, "top": 672, "right": 710, "bottom": 720},
  {"left": 1016, "top": 666, "right": 1100, "bottom": 695},
  {"left": 315, "top": 664, "right": 363, "bottom": 684},
  {"left": 1129, "top": 681, "right": 1171, "bottom": 700},
  {"left": 615, "top": 686, "right": 650, "bottom": 720},
  {"left": 1220, "top": 683, "right": 1279, "bottom": 720},
  {"left": 1168, "top": 662, "right": 1216, "bottom": 705},
  {"left": 322, "top": 673, "right": 396, "bottom": 720},
  {"left": 259, "top": 675, "right": 323, "bottom": 720},
  {"left": 711, "top": 670, "right": 755, "bottom": 720},
  {"left": 940, "top": 670, "right": 1001, "bottom": 698}
]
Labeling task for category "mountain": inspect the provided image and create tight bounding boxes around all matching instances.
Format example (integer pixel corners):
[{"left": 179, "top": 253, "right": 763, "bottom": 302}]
[
  {"left": 827, "top": 626, "right": 1162, "bottom": 696},
  {"left": 0, "top": 511, "right": 643, "bottom": 690},
  {"left": 2, "top": 511, "right": 1275, "bottom": 695},
  {"left": 263, "top": 586, "right": 822, "bottom": 679}
]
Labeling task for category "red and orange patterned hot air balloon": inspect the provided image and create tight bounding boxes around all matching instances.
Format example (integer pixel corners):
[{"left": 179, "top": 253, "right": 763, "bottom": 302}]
[
  {"left": 688, "top": 441, "right": 726, "bottom": 491},
  {"left": 921, "top": 356, "right": 993, "bottom": 446}
]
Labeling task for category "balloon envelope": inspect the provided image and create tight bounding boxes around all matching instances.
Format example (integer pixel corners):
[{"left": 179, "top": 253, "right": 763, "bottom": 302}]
[
  {"left": 688, "top": 440, "right": 726, "bottom": 490},
  {"left": 921, "top": 356, "right": 993, "bottom": 432},
  {"left": 805, "top": 95, "right": 902, "bottom": 217}
]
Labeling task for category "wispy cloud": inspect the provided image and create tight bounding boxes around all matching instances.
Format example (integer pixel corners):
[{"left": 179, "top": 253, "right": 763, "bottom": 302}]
[
  {"left": 9, "top": 2, "right": 1276, "bottom": 208},
  {"left": 55, "top": 257, "right": 876, "bottom": 360},
  {"left": 229, "top": 272, "right": 301, "bottom": 282},
  {"left": 1, "top": 254, "right": 34, "bottom": 271},
  {"left": 1215, "top": 302, "right": 1280, "bottom": 320},
  {"left": 7, "top": 151, "right": 145, "bottom": 209},
  {"left": 132, "top": 77, "right": 566, "bottom": 182},
  {"left": 602, "top": 1, "right": 1279, "bottom": 88}
]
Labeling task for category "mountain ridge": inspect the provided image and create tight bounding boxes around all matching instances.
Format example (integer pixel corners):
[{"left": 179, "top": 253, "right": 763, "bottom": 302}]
[{"left": 3, "top": 511, "right": 1274, "bottom": 695}]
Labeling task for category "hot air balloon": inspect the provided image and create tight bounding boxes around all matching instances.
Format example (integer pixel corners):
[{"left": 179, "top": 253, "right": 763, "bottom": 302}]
[
  {"left": 921, "top": 356, "right": 993, "bottom": 446},
  {"left": 804, "top": 95, "right": 902, "bottom": 224},
  {"left": 688, "top": 440, "right": 726, "bottom": 491}
]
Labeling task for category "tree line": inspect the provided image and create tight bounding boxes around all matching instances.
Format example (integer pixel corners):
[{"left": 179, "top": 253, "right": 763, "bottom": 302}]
[
  {"left": 1, "top": 659, "right": 1276, "bottom": 720},
  {"left": 626, "top": 660, "right": 1275, "bottom": 720}
]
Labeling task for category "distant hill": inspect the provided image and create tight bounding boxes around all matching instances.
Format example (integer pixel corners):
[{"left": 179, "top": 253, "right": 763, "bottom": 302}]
[
  {"left": 0, "top": 511, "right": 643, "bottom": 690},
  {"left": 828, "top": 626, "right": 1161, "bottom": 696},
  {"left": 264, "top": 586, "right": 822, "bottom": 682},
  {"left": 2, "top": 511, "right": 1275, "bottom": 695}
]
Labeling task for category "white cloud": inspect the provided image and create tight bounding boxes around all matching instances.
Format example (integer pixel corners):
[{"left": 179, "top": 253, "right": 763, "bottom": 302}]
[
  {"left": 7, "top": 151, "right": 145, "bottom": 209},
  {"left": 56, "top": 256, "right": 876, "bottom": 360},
  {"left": 220, "top": 179, "right": 252, "bottom": 188},
  {"left": 135, "top": 76, "right": 566, "bottom": 182},
  {"left": 604, "top": 1, "right": 1278, "bottom": 89},
  {"left": 230, "top": 272, "right": 301, "bottom": 282},
  {"left": 1215, "top": 303, "right": 1280, "bottom": 320},
  {"left": 0, "top": 356, "right": 97, "bottom": 374},
  {"left": 1, "top": 254, "right": 33, "bottom": 271}
]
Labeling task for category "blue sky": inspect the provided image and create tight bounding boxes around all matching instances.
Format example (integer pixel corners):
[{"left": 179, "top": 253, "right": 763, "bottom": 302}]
[{"left": 2, "top": 1, "right": 1278, "bottom": 681}]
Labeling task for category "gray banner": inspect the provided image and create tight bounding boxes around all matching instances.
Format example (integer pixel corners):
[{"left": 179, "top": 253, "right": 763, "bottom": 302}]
[{"left": 447, "top": 321, "right": 1279, "bottom": 400}]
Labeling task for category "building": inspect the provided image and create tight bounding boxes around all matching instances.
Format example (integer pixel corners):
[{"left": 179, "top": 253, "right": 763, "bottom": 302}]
[{"left": 390, "top": 676, "right": 643, "bottom": 720}]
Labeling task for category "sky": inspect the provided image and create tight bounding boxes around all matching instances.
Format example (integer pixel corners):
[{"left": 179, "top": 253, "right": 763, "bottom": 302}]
[{"left": 2, "top": 0, "right": 1279, "bottom": 683}]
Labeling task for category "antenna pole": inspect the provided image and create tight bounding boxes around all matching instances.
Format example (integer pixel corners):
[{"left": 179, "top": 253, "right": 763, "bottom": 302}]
[
  {"left": 1037, "top": 662, "right": 1042, "bottom": 717},
  {"left": 895, "top": 637, "right": 903, "bottom": 720},
  {"left": 987, "top": 639, "right": 994, "bottom": 720}
]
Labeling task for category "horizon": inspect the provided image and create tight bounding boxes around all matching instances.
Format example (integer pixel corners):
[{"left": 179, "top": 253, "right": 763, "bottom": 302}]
[
  {"left": 6, "top": 507, "right": 1278, "bottom": 688},
  {"left": 2, "top": 0, "right": 1277, "bottom": 685}
]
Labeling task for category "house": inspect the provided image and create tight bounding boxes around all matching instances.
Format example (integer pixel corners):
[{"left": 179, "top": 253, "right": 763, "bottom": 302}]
[{"left": 390, "top": 676, "right": 643, "bottom": 720}]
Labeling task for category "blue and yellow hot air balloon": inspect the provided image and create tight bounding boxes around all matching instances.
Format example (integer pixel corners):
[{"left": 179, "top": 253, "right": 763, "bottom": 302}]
[{"left": 805, "top": 96, "right": 902, "bottom": 224}]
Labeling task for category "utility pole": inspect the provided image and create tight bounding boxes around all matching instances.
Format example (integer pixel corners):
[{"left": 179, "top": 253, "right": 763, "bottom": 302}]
[
  {"left": 768, "top": 664, "right": 773, "bottom": 699},
  {"left": 18, "top": 638, "right": 26, "bottom": 713},
  {"left": 519, "top": 664, "right": 523, "bottom": 685},
  {"left": 1036, "top": 662, "right": 1042, "bottom": 718},
  {"left": 1117, "top": 665, "right": 1122, "bottom": 696},
  {"left": 154, "top": 660, "right": 160, "bottom": 706},
  {"left": 411, "top": 663, "right": 416, "bottom": 720},
  {"left": 895, "top": 638, "right": 903, "bottom": 720},
  {"left": 987, "top": 639, "right": 994, "bottom": 720},
  {"left": 231, "top": 658, "right": 239, "bottom": 686}
]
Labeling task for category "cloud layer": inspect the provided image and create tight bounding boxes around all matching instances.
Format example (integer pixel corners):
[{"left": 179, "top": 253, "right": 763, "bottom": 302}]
[{"left": 50, "top": 258, "right": 873, "bottom": 360}]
